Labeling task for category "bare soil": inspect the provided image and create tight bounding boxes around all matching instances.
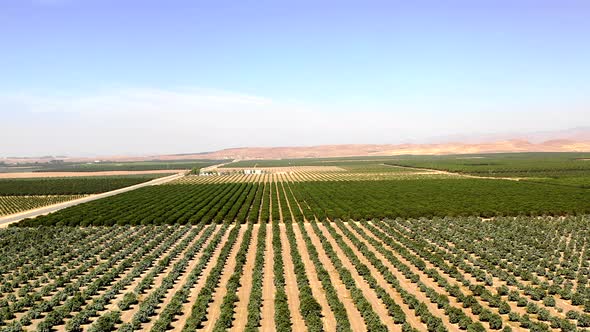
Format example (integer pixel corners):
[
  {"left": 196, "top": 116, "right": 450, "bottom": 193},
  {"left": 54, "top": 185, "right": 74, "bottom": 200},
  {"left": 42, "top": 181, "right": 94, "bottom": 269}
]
[
  {"left": 197, "top": 224, "right": 247, "bottom": 331},
  {"left": 169, "top": 225, "right": 233, "bottom": 331},
  {"left": 303, "top": 223, "right": 366, "bottom": 331},
  {"left": 120, "top": 225, "right": 221, "bottom": 326},
  {"left": 279, "top": 182, "right": 337, "bottom": 330},
  {"left": 279, "top": 224, "right": 306, "bottom": 331},
  {"left": 260, "top": 222, "right": 275, "bottom": 331},
  {"left": 315, "top": 223, "right": 399, "bottom": 331},
  {"left": 291, "top": 223, "right": 337, "bottom": 331},
  {"left": 232, "top": 223, "right": 259, "bottom": 330},
  {"left": 364, "top": 222, "right": 527, "bottom": 328}
]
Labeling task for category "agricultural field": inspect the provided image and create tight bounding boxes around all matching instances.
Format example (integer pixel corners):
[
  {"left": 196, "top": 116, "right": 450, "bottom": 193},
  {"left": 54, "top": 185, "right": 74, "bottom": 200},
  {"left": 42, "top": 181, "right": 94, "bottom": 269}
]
[
  {"left": 3, "top": 215, "right": 590, "bottom": 331},
  {"left": 0, "top": 175, "right": 170, "bottom": 218},
  {"left": 224, "top": 153, "right": 590, "bottom": 189},
  {"left": 0, "top": 160, "right": 224, "bottom": 174},
  {"left": 386, "top": 153, "right": 590, "bottom": 189},
  {"left": 0, "top": 195, "right": 86, "bottom": 217},
  {"left": 17, "top": 165, "right": 590, "bottom": 226},
  {"left": 221, "top": 156, "right": 404, "bottom": 168},
  {"left": 3, "top": 155, "right": 590, "bottom": 331}
]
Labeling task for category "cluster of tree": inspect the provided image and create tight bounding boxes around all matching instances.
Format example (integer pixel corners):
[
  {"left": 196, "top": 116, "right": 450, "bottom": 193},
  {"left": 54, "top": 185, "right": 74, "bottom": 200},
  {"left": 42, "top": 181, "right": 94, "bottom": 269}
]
[
  {"left": 0, "top": 227, "right": 153, "bottom": 329},
  {"left": 42, "top": 228, "right": 176, "bottom": 331},
  {"left": 292, "top": 179, "right": 590, "bottom": 221},
  {"left": 363, "top": 219, "right": 512, "bottom": 330},
  {"left": 0, "top": 195, "right": 85, "bottom": 217},
  {"left": 0, "top": 227, "right": 112, "bottom": 291},
  {"left": 378, "top": 217, "right": 590, "bottom": 330},
  {"left": 329, "top": 220, "right": 452, "bottom": 330},
  {"left": 0, "top": 175, "right": 164, "bottom": 196},
  {"left": 66, "top": 227, "right": 192, "bottom": 331},
  {"left": 17, "top": 182, "right": 267, "bottom": 227}
]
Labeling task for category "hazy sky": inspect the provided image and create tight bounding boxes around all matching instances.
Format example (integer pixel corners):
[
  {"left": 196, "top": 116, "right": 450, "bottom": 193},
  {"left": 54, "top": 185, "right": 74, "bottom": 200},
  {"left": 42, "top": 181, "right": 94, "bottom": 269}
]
[{"left": 1, "top": 0, "right": 589, "bottom": 156}]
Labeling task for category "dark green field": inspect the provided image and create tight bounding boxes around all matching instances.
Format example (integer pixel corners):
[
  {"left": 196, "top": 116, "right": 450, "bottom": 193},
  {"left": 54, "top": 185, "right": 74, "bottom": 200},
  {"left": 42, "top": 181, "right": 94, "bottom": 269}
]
[
  {"left": 0, "top": 174, "right": 168, "bottom": 196},
  {"left": 0, "top": 159, "right": 224, "bottom": 173},
  {"left": 17, "top": 176, "right": 590, "bottom": 227}
]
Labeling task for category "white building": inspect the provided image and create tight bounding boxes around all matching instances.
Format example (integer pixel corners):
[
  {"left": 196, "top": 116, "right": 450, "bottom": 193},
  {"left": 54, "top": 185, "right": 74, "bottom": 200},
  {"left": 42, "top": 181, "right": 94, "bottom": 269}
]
[{"left": 244, "top": 169, "right": 263, "bottom": 175}]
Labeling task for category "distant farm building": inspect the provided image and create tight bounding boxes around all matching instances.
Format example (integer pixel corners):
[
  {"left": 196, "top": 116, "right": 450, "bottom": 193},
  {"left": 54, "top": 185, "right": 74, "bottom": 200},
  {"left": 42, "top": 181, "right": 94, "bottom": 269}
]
[
  {"left": 244, "top": 169, "right": 264, "bottom": 175},
  {"left": 198, "top": 168, "right": 265, "bottom": 176}
]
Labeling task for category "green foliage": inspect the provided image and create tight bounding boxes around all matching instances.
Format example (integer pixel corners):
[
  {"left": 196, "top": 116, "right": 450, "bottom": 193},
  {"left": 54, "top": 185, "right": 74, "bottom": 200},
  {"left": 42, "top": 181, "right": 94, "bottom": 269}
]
[
  {"left": 292, "top": 178, "right": 590, "bottom": 220},
  {"left": 27, "top": 160, "right": 224, "bottom": 173},
  {"left": 0, "top": 175, "right": 166, "bottom": 196},
  {"left": 87, "top": 311, "right": 120, "bottom": 332},
  {"left": 0, "top": 195, "right": 85, "bottom": 217}
]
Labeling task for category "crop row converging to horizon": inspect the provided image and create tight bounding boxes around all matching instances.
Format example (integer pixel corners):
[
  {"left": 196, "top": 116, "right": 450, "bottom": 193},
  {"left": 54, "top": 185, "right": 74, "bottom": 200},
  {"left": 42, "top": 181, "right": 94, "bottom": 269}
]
[
  {"left": 15, "top": 176, "right": 590, "bottom": 227},
  {"left": 2, "top": 215, "right": 590, "bottom": 331}
]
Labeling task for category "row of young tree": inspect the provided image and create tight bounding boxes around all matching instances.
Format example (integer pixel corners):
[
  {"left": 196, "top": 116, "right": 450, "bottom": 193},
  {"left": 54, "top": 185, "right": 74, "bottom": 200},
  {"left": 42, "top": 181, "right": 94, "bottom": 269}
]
[{"left": 0, "top": 195, "right": 84, "bottom": 217}]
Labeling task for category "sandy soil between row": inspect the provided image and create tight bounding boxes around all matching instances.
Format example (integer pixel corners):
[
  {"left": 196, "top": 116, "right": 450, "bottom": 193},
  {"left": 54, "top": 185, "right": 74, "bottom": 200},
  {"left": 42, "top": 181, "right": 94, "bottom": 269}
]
[
  {"left": 169, "top": 225, "right": 233, "bottom": 331},
  {"left": 366, "top": 221, "right": 525, "bottom": 329},
  {"left": 260, "top": 222, "right": 275, "bottom": 331},
  {"left": 315, "top": 223, "right": 399, "bottom": 331},
  {"left": 197, "top": 224, "right": 247, "bottom": 331},
  {"left": 232, "top": 223, "right": 260, "bottom": 330}
]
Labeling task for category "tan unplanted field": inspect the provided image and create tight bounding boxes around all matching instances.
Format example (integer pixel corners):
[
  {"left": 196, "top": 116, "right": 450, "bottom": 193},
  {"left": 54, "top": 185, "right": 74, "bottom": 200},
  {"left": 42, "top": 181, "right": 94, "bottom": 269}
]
[
  {"left": 168, "top": 165, "right": 457, "bottom": 184},
  {"left": 0, "top": 170, "right": 184, "bottom": 179}
]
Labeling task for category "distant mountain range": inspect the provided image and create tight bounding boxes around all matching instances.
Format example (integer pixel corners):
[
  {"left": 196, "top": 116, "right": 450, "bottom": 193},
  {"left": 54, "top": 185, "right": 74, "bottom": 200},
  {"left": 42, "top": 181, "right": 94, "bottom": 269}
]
[
  {"left": 158, "top": 139, "right": 590, "bottom": 161},
  {"left": 426, "top": 127, "right": 590, "bottom": 144},
  {"left": 4, "top": 128, "right": 590, "bottom": 163}
]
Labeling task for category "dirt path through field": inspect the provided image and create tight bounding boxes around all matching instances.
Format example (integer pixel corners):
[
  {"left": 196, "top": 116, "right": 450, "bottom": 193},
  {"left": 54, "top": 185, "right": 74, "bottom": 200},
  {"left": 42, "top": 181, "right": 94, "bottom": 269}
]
[
  {"left": 170, "top": 224, "right": 234, "bottom": 331},
  {"left": 279, "top": 223, "right": 306, "bottom": 331},
  {"left": 303, "top": 222, "right": 366, "bottom": 331},
  {"left": 260, "top": 183, "right": 275, "bottom": 331},
  {"left": 232, "top": 223, "right": 259, "bottom": 330},
  {"left": 197, "top": 224, "right": 247, "bottom": 331},
  {"left": 260, "top": 222, "right": 275, "bottom": 331},
  {"left": 315, "top": 223, "right": 399, "bottom": 331}
]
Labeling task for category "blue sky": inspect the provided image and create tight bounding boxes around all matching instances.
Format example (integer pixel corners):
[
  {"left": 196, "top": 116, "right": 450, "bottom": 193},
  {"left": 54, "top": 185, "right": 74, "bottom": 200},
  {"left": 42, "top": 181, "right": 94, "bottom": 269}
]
[{"left": 1, "top": 0, "right": 589, "bottom": 156}]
